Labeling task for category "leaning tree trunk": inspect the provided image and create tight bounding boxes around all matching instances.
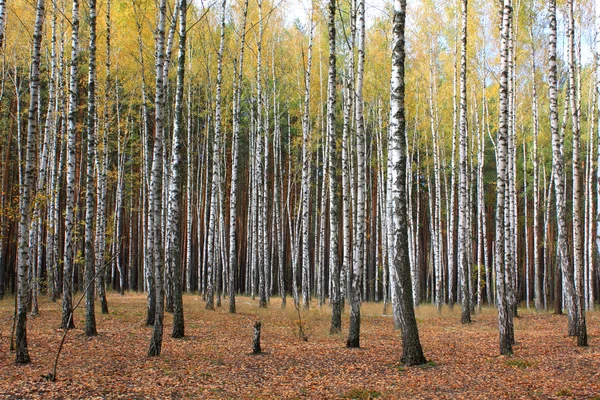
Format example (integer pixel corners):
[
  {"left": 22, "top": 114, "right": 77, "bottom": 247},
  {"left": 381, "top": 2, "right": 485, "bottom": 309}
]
[
  {"left": 61, "top": 0, "right": 80, "bottom": 330},
  {"left": 84, "top": 0, "right": 98, "bottom": 337},
  {"left": 16, "top": 0, "right": 45, "bottom": 364}
]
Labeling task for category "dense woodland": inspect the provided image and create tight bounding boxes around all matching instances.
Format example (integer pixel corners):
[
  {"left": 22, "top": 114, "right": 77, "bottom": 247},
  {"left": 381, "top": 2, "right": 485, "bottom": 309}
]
[{"left": 0, "top": 0, "right": 598, "bottom": 368}]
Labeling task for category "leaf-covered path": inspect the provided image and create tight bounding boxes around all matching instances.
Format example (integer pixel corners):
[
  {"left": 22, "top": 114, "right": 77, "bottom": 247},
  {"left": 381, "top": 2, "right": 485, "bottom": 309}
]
[{"left": 1, "top": 294, "right": 599, "bottom": 399}]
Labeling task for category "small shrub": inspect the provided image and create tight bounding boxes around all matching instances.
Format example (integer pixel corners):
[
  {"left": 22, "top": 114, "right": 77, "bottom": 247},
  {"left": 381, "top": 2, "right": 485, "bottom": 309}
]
[
  {"left": 505, "top": 358, "right": 534, "bottom": 369},
  {"left": 556, "top": 388, "right": 572, "bottom": 397},
  {"left": 342, "top": 388, "right": 381, "bottom": 399}
]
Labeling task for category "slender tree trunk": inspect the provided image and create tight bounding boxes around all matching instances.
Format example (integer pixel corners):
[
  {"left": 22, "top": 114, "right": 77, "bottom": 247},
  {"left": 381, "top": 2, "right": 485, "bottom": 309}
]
[
  {"left": 229, "top": 0, "right": 249, "bottom": 313},
  {"left": 531, "top": 30, "right": 542, "bottom": 311},
  {"left": 0, "top": 0, "right": 6, "bottom": 48},
  {"left": 458, "top": 0, "right": 470, "bottom": 324},
  {"left": 61, "top": 0, "right": 80, "bottom": 330},
  {"left": 327, "top": 0, "right": 341, "bottom": 333},
  {"left": 567, "top": 0, "right": 587, "bottom": 346},
  {"left": 16, "top": 0, "right": 45, "bottom": 364},
  {"left": 148, "top": 0, "right": 167, "bottom": 357},
  {"left": 388, "top": 0, "right": 426, "bottom": 366},
  {"left": 301, "top": 10, "right": 314, "bottom": 309},
  {"left": 496, "top": 0, "right": 514, "bottom": 356},
  {"left": 84, "top": 0, "right": 98, "bottom": 337},
  {"left": 550, "top": 0, "right": 578, "bottom": 340},
  {"left": 206, "top": 0, "right": 226, "bottom": 311},
  {"left": 167, "top": 0, "right": 187, "bottom": 339},
  {"left": 347, "top": 0, "right": 366, "bottom": 348}
]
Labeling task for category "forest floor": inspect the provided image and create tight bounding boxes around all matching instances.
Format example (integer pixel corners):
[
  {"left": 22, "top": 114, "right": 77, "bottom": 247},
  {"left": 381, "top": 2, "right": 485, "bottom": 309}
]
[{"left": 1, "top": 293, "right": 599, "bottom": 399}]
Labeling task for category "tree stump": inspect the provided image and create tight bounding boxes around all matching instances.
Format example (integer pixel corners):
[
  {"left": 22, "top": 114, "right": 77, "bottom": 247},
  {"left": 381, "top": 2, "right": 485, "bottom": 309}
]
[{"left": 253, "top": 321, "right": 262, "bottom": 354}]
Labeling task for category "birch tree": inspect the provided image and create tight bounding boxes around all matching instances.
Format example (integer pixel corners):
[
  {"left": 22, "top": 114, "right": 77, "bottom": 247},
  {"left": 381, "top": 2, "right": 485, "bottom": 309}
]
[
  {"left": 347, "top": 0, "right": 366, "bottom": 348},
  {"left": 301, "top": 8, "right": 314, "bottom": 309},
  {"left": 550, "top": 0, "right": 578, "bottom": 341},
  {"left": 458, "top": 0, "right": 470, "bottom": 324},
  {"left": 388, "top": 0, "right": 427, "bottom": 366},
  {"left": 84, "top": 0, "right": 98, "bottom": 337},
  {"left": 229, "top": 0, "right": 249, "bottom": 314},
  {"left": 61, "top": 0, "right": 80, "bottom": 330},
  {"left": 496, "top": 0, "right": 514, "bottom": 356},
  {"left": 148, "top": 0, "right": 168, "bottom": 357},
  {"left": 327, "top": 0, "right": 341, "bottom": 334},
  {"left": 567, "top": 0, "right": 587, "bottom": 346},
  {"left": 15, "top": 0, "right": 45, "bottom": 364},
  {"left": 166, "top": 0, "right": 187, "bottom": 339}
]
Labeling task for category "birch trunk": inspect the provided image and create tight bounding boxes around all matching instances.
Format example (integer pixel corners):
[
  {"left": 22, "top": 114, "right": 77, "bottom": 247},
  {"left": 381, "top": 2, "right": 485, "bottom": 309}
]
[
  {"left": 388, "top": 0, "right": 426, "bottom": 366},
  {"left": 96, "top": 0, "right": 110, "bottom": 314},
  {"left": 496, "top": 0, "right": 513, "bottom": 356},
  {"left": 531, "top": 32, "right": 542, "bottom": 311},
  {"left": 328, "top": 0, "right": 341, "bottom": 333},
  {"left": 458, "top": 0, "right": 470, "bottom": 324},
  {"left": 567, "top": 0, "right": 587, "bottom": 346},
  {"left": 347, "top": 0, "right": 365, "bottom": 348},
  {"left": 0, "top": 0, "right": 5, "bottom": 48},
  {"left": 229, "top": 0, "right": 249, "bottom": 313},
  {"left": 166, "top": 0, "right": 186, "bottom": 338},
  {"left": 206, "top": 0, "right": 226, "bottom": 311},
  {"left": 84, "top": 0, "right": 98, "bottom": 336},
  {"left": 16, "top": 0, "right": 45, "bottom": 364},
  {"left": 301, "top": 11, "right": 314, "bottom": 309},
  {"left": 61, "top": 0, "right": 80, "bottom": 330},
  {"left": 550, "top": 0, "right": 578, "bottom": 341},
  {"left": 256, "top": 0, "right": 267, "bottom": 308},
  {"left": 148, "top": 0, "right": 167, "bottom": 357}
]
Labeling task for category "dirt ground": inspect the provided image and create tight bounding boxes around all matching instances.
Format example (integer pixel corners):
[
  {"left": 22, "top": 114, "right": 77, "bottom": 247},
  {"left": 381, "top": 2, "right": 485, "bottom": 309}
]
[{"left": 1, "top": 293, "right": 599, "bottom": 399}]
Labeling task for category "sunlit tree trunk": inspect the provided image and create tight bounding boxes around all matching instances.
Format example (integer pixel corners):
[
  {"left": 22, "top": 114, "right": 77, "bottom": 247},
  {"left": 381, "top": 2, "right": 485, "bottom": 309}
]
[
  {"left": 388, "top": 0, "right": 426, "bottom": 366},
  {"left": 496, "top": 0, "right": 513, "bottom": 356},
  {"left": 458, "top": 0, "right": 470, "bottom": 324},
  {"left": 301, "top": 10, "right": 314, "bottom": 309}
]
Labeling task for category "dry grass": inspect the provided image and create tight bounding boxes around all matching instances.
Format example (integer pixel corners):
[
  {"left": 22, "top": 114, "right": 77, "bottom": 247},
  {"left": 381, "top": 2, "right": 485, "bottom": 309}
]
[{"left": 1, "top": 293, "right": 599, "bottom": 399}]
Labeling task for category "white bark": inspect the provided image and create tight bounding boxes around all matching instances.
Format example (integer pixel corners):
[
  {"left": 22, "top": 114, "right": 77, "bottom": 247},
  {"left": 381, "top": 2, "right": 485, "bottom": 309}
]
[{"left": 301, "top": 10, "right": 314, "bottom": 309}]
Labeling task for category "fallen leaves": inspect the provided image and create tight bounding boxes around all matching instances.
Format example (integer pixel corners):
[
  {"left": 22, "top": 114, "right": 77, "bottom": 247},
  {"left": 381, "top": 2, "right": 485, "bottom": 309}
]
[{"left": 0, "top": 294, "right": 599, "bottom": 399}]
